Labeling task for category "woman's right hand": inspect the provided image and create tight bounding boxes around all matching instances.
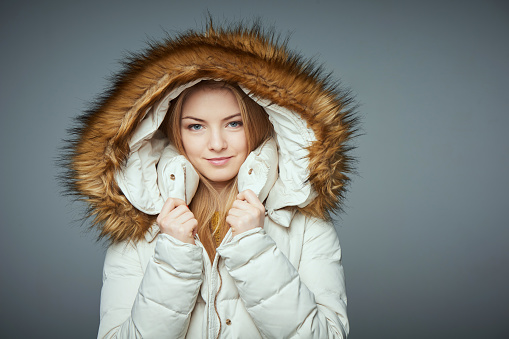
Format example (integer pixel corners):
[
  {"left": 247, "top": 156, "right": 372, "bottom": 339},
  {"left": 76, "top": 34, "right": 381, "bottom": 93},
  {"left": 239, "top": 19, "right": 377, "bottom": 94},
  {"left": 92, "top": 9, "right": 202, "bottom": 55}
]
[{"left": 156, "top": 198, "right": 198, "bottom": 245}]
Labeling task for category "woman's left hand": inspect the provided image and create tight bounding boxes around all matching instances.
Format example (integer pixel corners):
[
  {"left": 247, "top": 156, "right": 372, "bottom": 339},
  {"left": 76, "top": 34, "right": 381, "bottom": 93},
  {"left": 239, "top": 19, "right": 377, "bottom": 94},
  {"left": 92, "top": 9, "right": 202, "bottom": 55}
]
[{"left": 226, "top": 189, "right": 265, "bottom": 237}]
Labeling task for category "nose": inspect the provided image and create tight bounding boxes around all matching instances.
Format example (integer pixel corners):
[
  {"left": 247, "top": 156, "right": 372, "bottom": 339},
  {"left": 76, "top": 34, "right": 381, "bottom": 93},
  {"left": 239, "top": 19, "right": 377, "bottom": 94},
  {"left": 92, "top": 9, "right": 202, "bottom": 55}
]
[{"left": 208, "top": 129, "right": 227, "bottom": 152}]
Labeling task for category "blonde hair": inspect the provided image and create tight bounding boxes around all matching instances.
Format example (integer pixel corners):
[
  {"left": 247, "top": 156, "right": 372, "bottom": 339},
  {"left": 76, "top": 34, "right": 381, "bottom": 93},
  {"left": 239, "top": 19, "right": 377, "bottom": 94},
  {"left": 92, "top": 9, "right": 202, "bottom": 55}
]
[{"left": 162, "top": 80, "right": 273, "bottom": 262}]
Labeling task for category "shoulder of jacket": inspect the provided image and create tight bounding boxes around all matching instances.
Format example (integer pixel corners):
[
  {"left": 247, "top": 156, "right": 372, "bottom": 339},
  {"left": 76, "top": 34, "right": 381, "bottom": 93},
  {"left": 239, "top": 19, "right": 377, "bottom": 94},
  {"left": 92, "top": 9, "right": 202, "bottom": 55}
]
[
  {"left": 102, "top": 240, "right": 142, "bottom": 279},
  {"left": 293, "top": 213, "right": 340, "bottom": 245},
  {"left": 104, "top": 234, "right": 156, "bottom": 271},
  {"left": 289, "top": 212, "right": 333, "bottom": 230}
]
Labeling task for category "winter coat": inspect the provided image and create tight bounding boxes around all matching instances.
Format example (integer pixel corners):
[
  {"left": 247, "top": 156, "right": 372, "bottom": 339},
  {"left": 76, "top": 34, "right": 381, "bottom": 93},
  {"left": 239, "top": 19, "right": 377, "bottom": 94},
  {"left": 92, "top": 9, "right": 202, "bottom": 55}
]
[{"left": 63, "top": 22, "right": 357, "bottom": 339}]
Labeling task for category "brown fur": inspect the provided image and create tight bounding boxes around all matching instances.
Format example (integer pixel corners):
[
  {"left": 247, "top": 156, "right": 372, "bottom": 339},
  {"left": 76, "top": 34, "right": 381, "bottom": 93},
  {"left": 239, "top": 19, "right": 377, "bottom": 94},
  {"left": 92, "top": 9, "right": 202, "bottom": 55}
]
[{"left": 62, "top": 22, "right": 358, "bottom": 244}]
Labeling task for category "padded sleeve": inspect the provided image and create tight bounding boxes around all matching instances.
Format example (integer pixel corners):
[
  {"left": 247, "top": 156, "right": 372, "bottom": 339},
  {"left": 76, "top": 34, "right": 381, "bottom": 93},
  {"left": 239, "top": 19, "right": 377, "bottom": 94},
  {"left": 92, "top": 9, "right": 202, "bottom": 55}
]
[
  {"left": 97, "top": 234, "right": 203, "bottom": 338},
  {"left": 217, "top": 218, "right": 348, "bottom": 338}
]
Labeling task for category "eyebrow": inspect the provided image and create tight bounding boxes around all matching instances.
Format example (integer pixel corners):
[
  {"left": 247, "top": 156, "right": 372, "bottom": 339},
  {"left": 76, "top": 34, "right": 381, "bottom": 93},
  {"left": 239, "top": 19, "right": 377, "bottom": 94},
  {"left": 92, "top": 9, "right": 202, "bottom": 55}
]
[{"left": 181, "top": 113, "right": 242, "bottom": 121}]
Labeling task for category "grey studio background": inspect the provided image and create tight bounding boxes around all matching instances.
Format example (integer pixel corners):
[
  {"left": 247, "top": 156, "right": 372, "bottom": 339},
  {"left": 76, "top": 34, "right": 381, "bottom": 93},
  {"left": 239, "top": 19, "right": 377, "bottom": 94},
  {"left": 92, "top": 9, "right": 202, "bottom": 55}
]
[{"left": 1, "top": 0, "right": 508, "bottom": 338}]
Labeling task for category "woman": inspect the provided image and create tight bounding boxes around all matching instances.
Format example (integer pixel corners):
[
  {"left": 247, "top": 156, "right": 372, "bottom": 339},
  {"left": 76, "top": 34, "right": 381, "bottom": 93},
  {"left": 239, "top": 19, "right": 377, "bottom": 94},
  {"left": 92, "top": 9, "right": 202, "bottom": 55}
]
[
  {"left": 64, "top": 23, "right": 357, "bottom": 338},
  {"left": 158, "top": 80, "right": 274, "bottom": 261}
]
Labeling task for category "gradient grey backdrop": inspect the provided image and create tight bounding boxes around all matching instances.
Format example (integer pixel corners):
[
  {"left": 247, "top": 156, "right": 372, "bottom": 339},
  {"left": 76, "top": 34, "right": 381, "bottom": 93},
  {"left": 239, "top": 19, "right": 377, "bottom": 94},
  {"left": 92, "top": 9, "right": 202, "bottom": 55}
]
[{"left": 1, "top": 0, "right": 508, "bottom": 338}]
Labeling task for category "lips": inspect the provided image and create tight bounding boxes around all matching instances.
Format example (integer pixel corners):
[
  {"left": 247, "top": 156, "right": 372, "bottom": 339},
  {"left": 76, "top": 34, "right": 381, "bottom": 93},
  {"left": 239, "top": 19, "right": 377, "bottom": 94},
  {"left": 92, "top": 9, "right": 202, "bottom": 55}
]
[{"left": 206, "top": 156, "right": 233, "bottom": 166}]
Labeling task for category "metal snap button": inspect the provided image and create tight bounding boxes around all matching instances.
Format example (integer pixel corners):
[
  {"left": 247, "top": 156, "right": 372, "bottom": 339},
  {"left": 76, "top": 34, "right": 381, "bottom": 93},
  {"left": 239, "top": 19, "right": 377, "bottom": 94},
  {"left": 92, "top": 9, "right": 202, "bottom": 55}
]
[
  {"left": 248, "top": 168, "right": 253, "bottom": 175},
  {"left": 170, "top": 174, "right": 175, "bottom": 180},
  {"left": 226, "top": 319, "right": 232, "bottom": 325}
]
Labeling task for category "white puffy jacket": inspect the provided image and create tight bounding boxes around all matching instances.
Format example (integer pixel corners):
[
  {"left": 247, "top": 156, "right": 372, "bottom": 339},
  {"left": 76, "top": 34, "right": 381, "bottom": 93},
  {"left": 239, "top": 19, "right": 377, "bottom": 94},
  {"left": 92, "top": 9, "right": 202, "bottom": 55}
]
[
  {"left": 99, "top": 211, "right": 347, "bottom": 338},
  {"left": 63, "top": 22, "right": 357, "bottom": 339}
]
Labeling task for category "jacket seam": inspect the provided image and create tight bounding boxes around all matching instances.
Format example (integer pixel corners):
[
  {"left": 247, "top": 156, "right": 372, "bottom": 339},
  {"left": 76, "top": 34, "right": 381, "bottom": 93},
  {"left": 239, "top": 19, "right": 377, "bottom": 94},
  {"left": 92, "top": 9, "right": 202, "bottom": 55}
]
[{"left": 138, "top": 291, "right": 191, "bottom": 316}]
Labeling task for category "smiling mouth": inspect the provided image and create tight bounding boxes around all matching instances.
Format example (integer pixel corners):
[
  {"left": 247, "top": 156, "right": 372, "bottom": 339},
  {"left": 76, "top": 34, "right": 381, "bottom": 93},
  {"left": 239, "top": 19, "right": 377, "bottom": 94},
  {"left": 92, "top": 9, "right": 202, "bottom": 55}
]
[{"left": 206, "top": 157, "right": 233, "bottom": 166}]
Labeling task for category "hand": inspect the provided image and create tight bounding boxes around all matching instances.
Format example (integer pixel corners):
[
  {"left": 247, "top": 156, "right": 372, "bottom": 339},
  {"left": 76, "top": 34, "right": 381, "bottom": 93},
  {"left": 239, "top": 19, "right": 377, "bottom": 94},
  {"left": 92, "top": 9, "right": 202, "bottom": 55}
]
[
  {"left": 226, "top": 189, "right": 265, "bottom": 237},
  {"left": 156, "top": 198, "right": 198, "bottom": 245}
]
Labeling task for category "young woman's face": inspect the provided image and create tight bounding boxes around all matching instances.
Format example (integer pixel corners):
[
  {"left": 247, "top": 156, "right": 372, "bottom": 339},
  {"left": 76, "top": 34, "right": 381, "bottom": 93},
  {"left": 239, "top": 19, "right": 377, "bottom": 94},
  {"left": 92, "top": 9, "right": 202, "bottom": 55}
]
[{"left": 180, "top": 88, "right": 248, "bottom": 191}]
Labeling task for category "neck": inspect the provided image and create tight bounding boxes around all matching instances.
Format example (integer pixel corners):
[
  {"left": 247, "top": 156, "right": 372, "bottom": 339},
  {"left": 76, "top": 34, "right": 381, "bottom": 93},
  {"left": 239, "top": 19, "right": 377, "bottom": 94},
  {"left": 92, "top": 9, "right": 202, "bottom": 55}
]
[
  {"left": 210, "top": 181, "right": 227, "bottom": 193},
  {"left": 211, "top": 183, "right": 230, "bottom": 206},
  {"left": 208, "top": 178, "right": 238, "bottom": 206}
]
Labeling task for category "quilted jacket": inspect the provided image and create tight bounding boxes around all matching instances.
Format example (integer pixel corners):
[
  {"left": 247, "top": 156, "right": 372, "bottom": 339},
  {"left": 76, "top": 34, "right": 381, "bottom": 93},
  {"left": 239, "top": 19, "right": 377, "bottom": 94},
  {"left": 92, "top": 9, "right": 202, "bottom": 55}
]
[{"left": 63, "top": 22, "right": 358, "bottom": 339}]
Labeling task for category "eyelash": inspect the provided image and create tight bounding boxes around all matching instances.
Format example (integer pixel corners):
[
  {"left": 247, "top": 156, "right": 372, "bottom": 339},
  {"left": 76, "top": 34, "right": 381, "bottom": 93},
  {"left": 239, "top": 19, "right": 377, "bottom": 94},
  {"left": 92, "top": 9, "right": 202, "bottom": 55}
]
[
  {"left": 186, "top": 121, "right": 243, "bottom": 131},
  {"left": 188, "top": 124, "right": 202, "bottom": 131},
  {"left": 227, "top": 121, "right": 243, "bottom": 128}
]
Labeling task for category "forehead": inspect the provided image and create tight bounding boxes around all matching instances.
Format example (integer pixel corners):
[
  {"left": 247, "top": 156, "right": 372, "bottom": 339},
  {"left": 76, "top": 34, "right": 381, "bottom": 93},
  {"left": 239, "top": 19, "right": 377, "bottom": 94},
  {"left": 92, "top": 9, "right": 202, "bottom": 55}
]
[{"left": 182, "top": 87, "right": 240, "bottom": 117}]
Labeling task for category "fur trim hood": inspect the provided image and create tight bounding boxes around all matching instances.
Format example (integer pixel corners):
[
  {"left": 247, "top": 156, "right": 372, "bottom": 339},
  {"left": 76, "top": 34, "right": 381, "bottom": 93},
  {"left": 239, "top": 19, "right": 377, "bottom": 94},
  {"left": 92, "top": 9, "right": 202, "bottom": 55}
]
[{"left": 63, "top": 22, "right": 358, "bottom": 243}]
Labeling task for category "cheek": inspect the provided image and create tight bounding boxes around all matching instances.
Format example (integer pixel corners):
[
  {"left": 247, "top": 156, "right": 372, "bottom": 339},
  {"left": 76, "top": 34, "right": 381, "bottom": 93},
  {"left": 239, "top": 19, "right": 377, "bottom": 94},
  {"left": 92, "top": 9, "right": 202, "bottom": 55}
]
[
  {"left": 181, "top": 132, "right": 200, "bottom": 157},
  {"left": 236, "top": 132, "right": 249, "bottom": 155}
]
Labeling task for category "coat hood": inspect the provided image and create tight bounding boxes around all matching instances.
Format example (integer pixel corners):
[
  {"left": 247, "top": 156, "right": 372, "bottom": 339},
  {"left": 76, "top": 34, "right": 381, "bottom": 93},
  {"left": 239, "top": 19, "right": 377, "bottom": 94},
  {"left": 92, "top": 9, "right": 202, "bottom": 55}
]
[{"left": 63, "top": 22, "right": 358, "bottom": 243}]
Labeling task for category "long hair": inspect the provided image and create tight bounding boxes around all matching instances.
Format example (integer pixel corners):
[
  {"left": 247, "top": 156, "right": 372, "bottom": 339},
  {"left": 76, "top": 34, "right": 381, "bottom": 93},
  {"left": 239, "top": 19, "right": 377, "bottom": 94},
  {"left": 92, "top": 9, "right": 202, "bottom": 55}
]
[{"left": 162, "top": 80, "right": 273, "bottom": 262}]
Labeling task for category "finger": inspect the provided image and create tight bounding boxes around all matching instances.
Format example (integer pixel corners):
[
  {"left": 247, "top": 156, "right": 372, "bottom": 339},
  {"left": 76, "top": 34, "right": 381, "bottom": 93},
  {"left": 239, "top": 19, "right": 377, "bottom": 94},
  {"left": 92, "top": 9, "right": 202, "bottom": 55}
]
[
  {"left": 176, "top": 211, "right": 196, "bottom": 225},
  {"left": 169, "top": 204, "right": 191, "bottom": 218},
  {"left": 159, "top": 198, "right": 186, "bottom": 218},
  {"left": 233, "top": 197, "right": 264, "bottom": 218},
  {"left": 231, "top": 199, "right": 252, "bottom": 211},
  {"left": 237, "top": 189, "right": 263, "bottom": 208},
  {"left": 227, "top": 207, "right": 244, "bottom": 217},
  {"left": 159, "top": 205, "right": 186, "bottom": 225},
  {"left": 225, "top": 215, "right": 238, "bottom": 228},
  {"left": 158, "top": 199, "right": 174, "bottom": 224},
  {"left": 182, "top": 217, "right": 198, "bottom": 230},
  {"left": 183, "top": 219, "right": 198, "bottom": 238}
]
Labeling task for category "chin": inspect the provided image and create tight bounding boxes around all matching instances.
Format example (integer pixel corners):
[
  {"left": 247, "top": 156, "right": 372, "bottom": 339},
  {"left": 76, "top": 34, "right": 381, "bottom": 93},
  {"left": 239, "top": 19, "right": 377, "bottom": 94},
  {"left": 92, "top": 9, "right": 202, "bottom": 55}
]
[
  {"left": 201, "top": 167, "right": 238, "bottom": 183},
  {"left": 206, "top": 173, "right": 237, "bottom": 183}
]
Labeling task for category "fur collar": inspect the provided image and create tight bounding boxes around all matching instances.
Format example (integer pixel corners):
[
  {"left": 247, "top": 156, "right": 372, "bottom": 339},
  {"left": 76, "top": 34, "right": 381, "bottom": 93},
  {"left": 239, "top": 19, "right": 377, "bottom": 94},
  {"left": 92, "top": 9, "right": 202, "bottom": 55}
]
[{"left": 62, "top": 22, "right": 358, "bottom": 243}]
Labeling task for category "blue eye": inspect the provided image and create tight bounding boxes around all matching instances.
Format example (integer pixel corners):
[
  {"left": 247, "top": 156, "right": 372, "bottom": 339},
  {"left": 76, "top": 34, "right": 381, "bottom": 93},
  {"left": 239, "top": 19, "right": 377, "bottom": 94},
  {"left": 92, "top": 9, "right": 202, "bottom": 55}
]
[
  {"left": 228, "top": 121, "right": 243, "bottom": 128},
  {"left": 189, "top": 124, "right": 202, "bottom": 131}
]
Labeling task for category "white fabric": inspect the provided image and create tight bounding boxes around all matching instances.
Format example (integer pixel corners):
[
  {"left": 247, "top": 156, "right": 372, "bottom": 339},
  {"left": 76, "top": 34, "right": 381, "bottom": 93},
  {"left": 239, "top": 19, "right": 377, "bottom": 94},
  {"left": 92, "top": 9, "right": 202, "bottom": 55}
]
[
  {"left": 114, "top": 79, "right": 317, "bottom": 225},
  {"left": 237, "top": 138, "right": 278, "bottom": 204},
  {"left": 101, "top": 81, "right": 348, "bottom": 338},
  {"left": 242, "top": 92, "right": 318, "bottom": 211},
  {"left": 115, "top": 80, "right": 203, "bottom": 211},
  {"left": 98, "top": 216, "right": 348, "bottom": 338},
  {"left": 156, "top": 141, "right": 200, "bottom": 205}
]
